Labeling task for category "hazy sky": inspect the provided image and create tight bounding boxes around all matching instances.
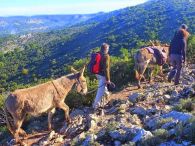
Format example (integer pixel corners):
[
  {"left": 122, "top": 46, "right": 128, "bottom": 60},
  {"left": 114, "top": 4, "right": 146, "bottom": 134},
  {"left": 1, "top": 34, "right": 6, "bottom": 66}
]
[{"left": 0, "top": 0, "right": 147, "bottom": 16}]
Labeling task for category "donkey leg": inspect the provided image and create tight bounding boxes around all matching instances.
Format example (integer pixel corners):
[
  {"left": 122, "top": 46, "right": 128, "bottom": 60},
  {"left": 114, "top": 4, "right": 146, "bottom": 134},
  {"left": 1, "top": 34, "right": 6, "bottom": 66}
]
[
  {"left": 149, "top": 68, "right": 154, "bottom": 83},
  {"left": 159, "top": 65, "right": 163, "bottom": 75},
  {"left": 138, "top": 63, "right": 149, "bottom": 88},
  {"left": 57, "top": 102, "right": 71, "bottom": 124},
  {"left": 48, "top": 108, "right": 56, "bottom": 131},
  {"left": 13, "top": 118, "right": 24, "bottom": 144}
]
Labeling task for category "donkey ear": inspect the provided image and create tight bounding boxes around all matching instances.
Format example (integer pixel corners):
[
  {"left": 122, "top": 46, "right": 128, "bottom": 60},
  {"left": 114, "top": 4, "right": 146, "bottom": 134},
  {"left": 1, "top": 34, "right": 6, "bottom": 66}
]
[
  {"left": 71, "top": 67, "right": 78, "bottom": 74},
  {"left": 80, "top": 65, "right": 86, "bottom": 76}
]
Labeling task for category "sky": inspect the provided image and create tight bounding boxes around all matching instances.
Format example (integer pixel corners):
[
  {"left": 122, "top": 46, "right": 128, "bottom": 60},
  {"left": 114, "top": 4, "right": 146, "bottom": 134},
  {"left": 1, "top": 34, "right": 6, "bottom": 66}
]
[{"left": 0, "top": 0, "right": 147, "bottom": 16}]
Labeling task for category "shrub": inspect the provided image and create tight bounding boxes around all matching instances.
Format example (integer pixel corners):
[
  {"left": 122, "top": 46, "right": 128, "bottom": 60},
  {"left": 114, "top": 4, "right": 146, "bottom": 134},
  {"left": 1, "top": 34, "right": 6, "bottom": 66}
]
[
  {"left": 156, "top": 118, "right": 173, "bottom": 129},
  {"left": 0, "top": 94, "right": 6, "bottom": 109},
  {"left": 141, "top": 129, "right": 168, "bottom": 146},
  {"left": 22, "top": 68, "right": 29, "bottom": 75},
  {"left": 173, "top": 98, "right": 195, "bottom": 113},
  {"left": 185, "top": 118, "right": 195, "bottom": 144}
]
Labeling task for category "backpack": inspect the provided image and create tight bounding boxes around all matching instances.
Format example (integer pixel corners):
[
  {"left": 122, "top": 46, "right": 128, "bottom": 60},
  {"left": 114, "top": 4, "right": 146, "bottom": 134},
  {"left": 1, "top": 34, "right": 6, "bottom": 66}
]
[{"left": 87, "top": 52, "right": 102, "bottom": 74}]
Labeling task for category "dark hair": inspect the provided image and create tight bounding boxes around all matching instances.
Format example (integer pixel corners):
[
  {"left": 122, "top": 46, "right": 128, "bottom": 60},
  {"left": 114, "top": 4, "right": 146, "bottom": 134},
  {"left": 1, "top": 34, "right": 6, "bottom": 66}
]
[
  {"left": 181, "top": 24, "right": 188, "bottom": 30},
  {"left": 101, "top": 43, "right": 109, "bottom": 51}
]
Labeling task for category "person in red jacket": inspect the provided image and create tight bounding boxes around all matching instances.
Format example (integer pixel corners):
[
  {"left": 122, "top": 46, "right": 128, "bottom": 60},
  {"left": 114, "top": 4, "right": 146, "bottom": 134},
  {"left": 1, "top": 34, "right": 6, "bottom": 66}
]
[{"left": 92, "top": 43, "right": 111, "bottom": 110}]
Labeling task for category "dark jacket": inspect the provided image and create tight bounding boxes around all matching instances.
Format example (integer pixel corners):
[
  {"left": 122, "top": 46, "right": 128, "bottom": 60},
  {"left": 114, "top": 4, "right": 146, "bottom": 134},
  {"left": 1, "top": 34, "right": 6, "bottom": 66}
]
[{"left": 169, "top": 29, "right": 189, "bottom": 61}]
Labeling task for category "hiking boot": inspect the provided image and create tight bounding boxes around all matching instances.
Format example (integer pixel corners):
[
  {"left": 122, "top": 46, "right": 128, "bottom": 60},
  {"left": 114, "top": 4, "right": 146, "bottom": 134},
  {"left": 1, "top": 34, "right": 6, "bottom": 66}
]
[
  {"left": 94, "top": 107, "right": 105, "bottom": 116},
  {"left": 168, "top": 78, "right": 172, "bottom": 83},
  {"left": 174, "top": 82, "right": 180, "bottom": 85}
]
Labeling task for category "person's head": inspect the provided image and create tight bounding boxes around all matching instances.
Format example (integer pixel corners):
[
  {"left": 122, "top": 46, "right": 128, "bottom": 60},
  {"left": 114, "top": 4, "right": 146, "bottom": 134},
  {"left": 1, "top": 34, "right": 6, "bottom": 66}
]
[
  {"left": 101, "top": 43, "right": 109, "bottom": 54},
  {"left": 180, "top": 24, "right": 188, "bottom": 30}
]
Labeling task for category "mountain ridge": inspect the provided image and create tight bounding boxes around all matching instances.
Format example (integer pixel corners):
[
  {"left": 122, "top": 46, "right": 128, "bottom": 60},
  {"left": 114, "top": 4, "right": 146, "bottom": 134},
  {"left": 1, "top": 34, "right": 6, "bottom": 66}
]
[{"left": 0, "top": 13, "right": 103, "bottom": 37}]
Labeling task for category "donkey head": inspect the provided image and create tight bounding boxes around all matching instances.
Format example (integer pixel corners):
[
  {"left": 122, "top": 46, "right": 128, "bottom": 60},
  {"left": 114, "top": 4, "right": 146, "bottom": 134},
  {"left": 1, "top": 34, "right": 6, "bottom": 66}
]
[{"left": 71, "top": 66, "right": 88, "bottom": 95}]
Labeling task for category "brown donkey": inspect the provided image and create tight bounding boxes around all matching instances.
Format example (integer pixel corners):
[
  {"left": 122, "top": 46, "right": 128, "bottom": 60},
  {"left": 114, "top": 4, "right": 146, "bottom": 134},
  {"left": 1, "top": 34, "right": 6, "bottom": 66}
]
[
  {"left": 4, "top": 66, "right": 87, "bottom": 144},
  {"left": 134, "top": 44, "right": 169, "bottom": 88}
]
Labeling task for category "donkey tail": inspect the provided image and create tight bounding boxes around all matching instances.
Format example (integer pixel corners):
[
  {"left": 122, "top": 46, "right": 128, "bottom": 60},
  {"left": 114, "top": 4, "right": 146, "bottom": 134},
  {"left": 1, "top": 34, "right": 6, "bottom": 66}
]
[{"left": 4, "top": 105, "right": 14, "bottom": 135}]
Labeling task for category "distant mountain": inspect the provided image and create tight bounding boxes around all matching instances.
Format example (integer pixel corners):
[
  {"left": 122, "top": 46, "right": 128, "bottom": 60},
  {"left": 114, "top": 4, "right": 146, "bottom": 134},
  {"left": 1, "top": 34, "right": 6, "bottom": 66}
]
[{"left": 0, "top": 13, "right": 103, "bottom": 37}]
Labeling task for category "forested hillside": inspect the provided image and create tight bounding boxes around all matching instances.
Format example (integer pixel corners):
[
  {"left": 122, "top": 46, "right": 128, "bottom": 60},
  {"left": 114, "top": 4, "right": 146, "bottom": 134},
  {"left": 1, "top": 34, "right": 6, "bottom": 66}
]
[{"left": 0, "top": 0, "right": 194, "bottom": 92}]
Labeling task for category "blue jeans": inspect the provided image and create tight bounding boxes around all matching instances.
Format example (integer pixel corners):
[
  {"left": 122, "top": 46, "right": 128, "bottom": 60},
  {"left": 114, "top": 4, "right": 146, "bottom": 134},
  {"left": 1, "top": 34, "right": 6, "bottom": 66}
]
[{"left": 168, "top": 54, "right": 183, "bottom": 84}]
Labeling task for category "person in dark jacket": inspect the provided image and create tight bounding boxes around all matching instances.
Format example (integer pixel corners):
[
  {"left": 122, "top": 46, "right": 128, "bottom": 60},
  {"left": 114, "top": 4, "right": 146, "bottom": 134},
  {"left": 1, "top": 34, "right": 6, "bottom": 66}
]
[
  {"left": 92, "top": 43, "right": 111, "bottom": 110},
  {"left": 168, "top": 24, "right": 190, "bottom": 85}
]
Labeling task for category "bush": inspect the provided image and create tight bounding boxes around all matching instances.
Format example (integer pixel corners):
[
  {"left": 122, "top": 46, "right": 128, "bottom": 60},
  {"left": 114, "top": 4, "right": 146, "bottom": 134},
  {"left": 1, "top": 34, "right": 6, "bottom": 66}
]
[
  {"left": 185, "top": 118, "right": 195, "bottom": 144},
  {"left": 0, "top": 94, "right": 6, "bottom": 109},
  {"left": 22, "top": 68, "right": 29, "bottom": 75},
  {"left": 141, "top": 129, "right": 168, "bottom": 146},
  {"left": 173, "top": 98, "right": 195, "bottom": 113},
  {"left": 156, "top": 118, "right": 173, "bottom": 129}
]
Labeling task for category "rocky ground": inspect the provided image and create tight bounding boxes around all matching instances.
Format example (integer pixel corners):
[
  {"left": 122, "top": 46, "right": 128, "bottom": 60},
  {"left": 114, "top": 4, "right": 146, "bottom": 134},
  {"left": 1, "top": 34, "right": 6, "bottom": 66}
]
[{"left": 1, "top": 64, "right": 195, "bottom": 146}]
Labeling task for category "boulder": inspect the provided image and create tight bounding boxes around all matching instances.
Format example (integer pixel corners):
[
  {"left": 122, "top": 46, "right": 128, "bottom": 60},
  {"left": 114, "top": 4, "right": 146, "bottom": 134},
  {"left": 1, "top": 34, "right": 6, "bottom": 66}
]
[
  {"left": 162, "top": 111, "right": 192, "bottom": 124},
  {"left": 131, "top": 107, "right": 146, "bottom": 117},
  {"left": 132, "top": 129, "right": 153, "bottom": 143},
  {"left": 128, "top": 93, "right": 143, "bottom": 103},
  {"left": 82, "top": 134, "right": 97, "bottom": 146},
  {"left": 109, "top": 129, "right": 126, "bottom": 142},
  {"left": 161, "top": 120, "right": 178, "bottom": 129},
  {"left": 114, "top": 140, "right": 122, "bottom": 146}
]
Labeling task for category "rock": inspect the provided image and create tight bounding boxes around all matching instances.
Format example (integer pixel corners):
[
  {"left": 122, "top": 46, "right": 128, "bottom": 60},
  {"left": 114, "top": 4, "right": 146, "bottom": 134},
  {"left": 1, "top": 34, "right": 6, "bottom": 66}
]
[
  {"left": 132, "top": 129, "right": 153, "bottom": 142},
  {"left": 168, "top": 129, "right": 177, "bottom": 137},
  {"left": 97, "top": 129, "right": 106, "bottom": 139},
  {"left": 144, "top": 92, "right": 154, "bottom": 100},
  {"left": 114, "top": 140, "right": 122, "bottom": 146},
  {"left": 88, "top": 114, "right": 98, "bottom": 132},
  {"left": 82, "top": 134, "right": 97, "bottom": 146},
  {"left": 171, "top": 90, "right": 178, "bottom": 97},
  {"left": 118, "top": 104, "right": 127, "bottom": 114},
  {"left": 181, "top": 86, "right": 194, "bottom": 97},
  {"left": 122, "top": 141, "right": 136, "bottom": 146},
  {"left": 160, "top": 141, "right": 183, "bottom": 146},
  {"left": 160, "top": 140, "right": 192, "bottom": 146},
  {"left": 162, "top": 111, "right": 192, "bottom": 123},
  {"left": 164, "top": 94, "right": 171, "bottom": 100},
  {"left": 39, "top": 140, "right": 48, "bottom": 146},
  {"left": 54, "top": 135, "right": 64, "bottom": 143},
  {"left": 131, "top": 107, "right": 146, "bottom": 117},
  {"left": 182, "top": 141, "right": 192, "bottom": 146},
  {"left": 48, "top": 130, "right": 56, "bottom": 140},
  {"left": 145, "top": 116, "right": 160, "bottom": 130},
  {"left": 72, "top": 132, "right": 86, "bottom": 144},
  {"left": 154, "top": 90, "right": 164, "bottom": 96},
  {"left": 60, "top": 115, "right": 88, "bottom": 137},
  {"left": 109, "top": 129, "right": 126, "bottom": 141},
  {"left": 70, "top": 109, "right": 85, "bottom": 117},
  {"left": 147, "top": 108, "right": 158, "bottom": 115},
  {"left": 161, "top": 120, "right": 178, "bottom": 129},
  {"left": 106, "top": 106, "right": 118, "bottom": 114},
  {"left": 128, "top": 93, "right": 143, "bottom": 103}
]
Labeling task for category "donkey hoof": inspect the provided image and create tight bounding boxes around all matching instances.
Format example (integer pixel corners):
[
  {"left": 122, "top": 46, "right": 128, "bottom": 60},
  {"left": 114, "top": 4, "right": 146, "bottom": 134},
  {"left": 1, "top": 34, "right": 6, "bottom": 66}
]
[
  {"left": 48, "top": 127, "right": 52, "bottom": 132},
  {"left": 67, "top": 119, "right": 72, "bottom": 124},
  {"left": 138, "top": 86, "right": 142, "bottom": 89},
  {"left": 149, "top": 80, "right": 154, "bottom": 83}
]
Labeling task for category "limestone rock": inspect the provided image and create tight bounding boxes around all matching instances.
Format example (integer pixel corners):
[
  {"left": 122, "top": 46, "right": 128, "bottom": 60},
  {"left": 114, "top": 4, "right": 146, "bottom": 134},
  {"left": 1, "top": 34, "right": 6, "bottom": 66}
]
[
  {"left": 128, "top": 93, "right": 143, "bottom": 103},
  {"left": 132, "top": 129, "right": 153, "bottom": 143}
]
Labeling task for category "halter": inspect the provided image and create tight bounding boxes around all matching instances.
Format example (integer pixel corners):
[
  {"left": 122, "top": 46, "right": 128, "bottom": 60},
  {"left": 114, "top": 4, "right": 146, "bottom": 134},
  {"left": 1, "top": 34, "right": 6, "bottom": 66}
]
[
  {"left": 51, "top": 80, "right": 63, "bottom": 98},
  {"left": 74, "top": 73, "right": 86, "bottom": 92}
]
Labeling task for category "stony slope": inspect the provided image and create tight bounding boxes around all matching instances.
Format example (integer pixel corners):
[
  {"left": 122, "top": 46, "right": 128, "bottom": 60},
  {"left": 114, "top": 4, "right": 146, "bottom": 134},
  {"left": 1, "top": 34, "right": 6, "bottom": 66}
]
[{"left": 1, "top": 65, "right": 194, "bottom": 146}]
